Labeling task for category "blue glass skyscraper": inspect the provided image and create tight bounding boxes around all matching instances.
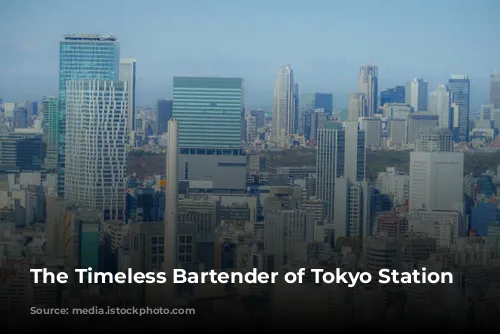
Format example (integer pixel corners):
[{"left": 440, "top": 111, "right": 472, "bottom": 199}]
[{"left": 58, "top": 34, "right": 119, "bottom": 196}]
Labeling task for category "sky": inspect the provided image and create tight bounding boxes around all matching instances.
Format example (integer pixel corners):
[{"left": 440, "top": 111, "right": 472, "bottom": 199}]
[{"left": 1, "top": 0, "right": 499, "bottom": 110}]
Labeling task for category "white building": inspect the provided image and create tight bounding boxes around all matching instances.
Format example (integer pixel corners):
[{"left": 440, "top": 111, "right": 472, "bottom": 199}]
[
  {"left": 375, "top": 167, "right": 409, "bottom": 206},
  {"left": 409, "top": 151, "right": 464, "bottom": 213},
  {"left": 64, "top": 80, "right": 128, "bottom": 220},
  {"left": 406, "top": 78, "right": 428, "bottom": 111},
  {"left": 119, "top": 58, "right": 137, "bottom": 135},
  {"left": 429, "top": 85, "right": 451, "bottom": 129},
  {"left": 360, "top": 117, "right": 382, "bottom": 148},
  {"left": 348, "top": 92, "right": 366, "bottom": 121},
  {"left": 272, "top": 65, "right": 297, "bottom": 142}
]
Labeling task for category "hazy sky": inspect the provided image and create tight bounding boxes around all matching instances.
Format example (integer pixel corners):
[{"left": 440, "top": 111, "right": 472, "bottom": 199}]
[{"left": 1, "top": 0, "right": 499, "bottom": 110}]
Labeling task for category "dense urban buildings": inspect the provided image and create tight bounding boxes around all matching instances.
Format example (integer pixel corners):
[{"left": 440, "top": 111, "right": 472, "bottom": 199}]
[{"left": 2, "top": 23, "right": 500, "bottom": 328}]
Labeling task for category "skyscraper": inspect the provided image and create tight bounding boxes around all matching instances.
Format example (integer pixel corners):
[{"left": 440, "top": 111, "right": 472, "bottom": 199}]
[
  {"left": 173, "top": 77, "right": 244, "bottom": 149},
  {"left": 406, "top": 78, "right": 428, "bottom": 111},
  {"left": 272, "top": 65, "right": 296, "bottom": 142},
  {"left": 409, "top": 151, "right": 464, "bottom": 212},
  {"left": 490, "top": 74, "right": 500, "bottom": 108},
  {"left": 164, "top": 119, "right": 178, "bottom": 301},
  {"left": 156, "top": 99, "right": 173, "bottom": 135},
  {"left": 119, "top": 58, "right": 137, "bottom": 134},
  {"left": 359, "top": 65, "right": 378, "bottom": 117},
  {"left": 380, "top": 86, "right": 405, "bottom": 107},
  {"left": 429, "top": 85, "right": 451, "bottom": 129},
  {"left": 314, "top": 93, "right": 333, "bottom": 115},
  {"left": 172, "top": 77, "right": 246, "bottom": 194},
  {"left": 58, "top": 34, "right": 120, "bottom": 196},
  {"left": 42, "top": 96, "right": 59, "bottom": 172},
  {"left": 316, "top": 121, "right": 365, "bottom": 222},
  {"left": 64, "top": 80, "right": 128, "bottom": 220},
  {"left": 448, "top": 75, "right": 470, "bottom": 142},
  {"left": 348, "top": 92, "right": 366, "bottom": 121}
]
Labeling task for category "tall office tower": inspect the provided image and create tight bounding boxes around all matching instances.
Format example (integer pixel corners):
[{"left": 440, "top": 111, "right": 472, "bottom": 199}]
[
  {"left": 316, "top": 122, "right": 365, "bottom": 222},
  {"left": 490, "top": 74, "right": 500, "bottom": 108},
  {"left": 415, "top": 128, "right": 453, "bottom": 152},
  {"left": 429, "top": 85, "right": 451, "bottom": 129},
  {"left": 380, "top": 86, "right": 405, "bottom": 107},
  {"left": 156, "top": 99, "right": 173, "bottom": 135},
  {"left": 406, "top": 78, "right": 428, "bottom": 111},
  {"left": 250, "top": 109, "right": 265, "bottom": 128},
  {"left": 382, "top": 103, "right": 412, "bottom": 119},
  {"left": 348, "top": 92, "right": 366, "bottom": 121},
  {"left": 409, "top": 151, "right": 464, "bottom": 212},
  {"left": 293, "top": 83, "right": 300, "bottom": 133},
  {"left": 58, "top": 34, "right": 119, "bottom": 197},
  {"left": 13, "top": 107, "right": 28, "bottom": 129},
  {"left": 26, "top": 101, "right": 38, "bottom": 117},
  {"left": 450, "top": 102, "right": 460, "bottom": 140},
  {"left": 173, "top": 77, "right": 243, "bottom": 148},
  {"left": 481, "top": 103, "right": 494, "bottom": 120},
  {"left": 343, "top": 121, "right": 366, "bottom": 182},
  {"left": 172, "top": 77, "right": 246, "bottom": 194},
  {"left": 64, "top": 80, "right": 128, "bottom": 220},
  {"left": 245, "top": 115, "right": 257, "bottom": 143},
  {"left": 334, "top": 178, "right": 371, "bottom": 239},
  {"left": 309, "top": 109, "right": 328, "bottom": 142},
  {"left": 387, "top": 119, "right": 407, "bottom": 148},
  {"left": 406, "top": 112, "right": 439, "bottom": 146},
  {"left": 119, "top": 58, "right": 136, "bottom": 134},
  {"left": 42, "top": 97, "right": 59, "bottom": 172},
  {"left": 314, "top": 93, "right": 334, "bottom": 115},
  {"left": 0, "top": 131, "right": 45, "bottom": 173},
  {"left": 359, "top": 65, "right": 378, "bottom": 117},
  {"left": 164, "top": 119, "right": 178, "bottom": 301},
  {"left": 448, "top": 75, "right": 470, "bottom": 142},
  {"left": 360, "top": 118, "right": 382, "bottom": 148},
  {"left": 272, "top": 65, "right": 296, "bottom": 141}
]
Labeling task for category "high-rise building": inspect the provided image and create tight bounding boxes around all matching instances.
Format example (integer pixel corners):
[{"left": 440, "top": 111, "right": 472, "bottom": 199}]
[
  {"left": 448, "top": 75, "right": 470, "bottom": 142},
  {"left": 58, "top": 34, "right": 119, "bottom": 196},
  {"left": 64, "top": 80, "right": 128, "bottom": 220},
  {"left": 359, "top": 65, "right": 378, "bottom": 117},
  {"left": 42, "top": 96, "right": 59, "bottom": 172},
  {"left": 13, "top": 107, "right": 28, "bottom": 129},
  {"left": 334, "top": 178, "right": 371, "bottom": 239},
  {"left": 0, "top": 131, "right": 45, "bottom": 173},
  {"left": 382, "top": 103, "right": 412, "bottom": 119},
  {"left": 480, "top": 103, "right": 494, "bottom": 120},
  {"left": 26, "top": 101, "right": 38, "bottom": 117},
  {"left": 173, "top": 77, "right": 243, "bottom": 149},
  {"left": 406, "top": 78, "right": 428, "bottom": 111},
  {"left": 406, "top": 112, "right": 439, "bottom": 146},
  {"left": 165, "top": 119, "right": 178, "bottom": 300},
  {"left": 380, "top": 86, "right": 405, "bottom": 107},
  {"left": 387, "top": 119, "right": 407, "bottom": 147},
  {"left": 173, "top": 77, "right": 246, "bottom": 194},
  {"left": 360, "top": 118, "right": 382, "bottom": 148},
  {"left": 348, "top": 92, "right": 366, "bottom": 121},
  {"left": 272, "top": 65, "right": 296, "bottom": 141},
  {"left": 415, "top": 128, "right": 453, "bottom": 152},
  {"left": 119, "top": 58, "right": 136, "bottom": 134},
  {"left": 429, "top": 85, "right": 451, "bottom": 129},
  {"left": 314, "top": 93, "right": 333, "bottom": 115},
  {"left": 316, "top": 121, "right": 365, "bottom": 222},
  {"left": 490, "top": 74, "right": 500, "bottom": 108},
  {"left": 156, "top": 99, "right": 173, "bottom": 135},
  {"left": 409, "top": 151, "right": 464, "bottom": 212}
]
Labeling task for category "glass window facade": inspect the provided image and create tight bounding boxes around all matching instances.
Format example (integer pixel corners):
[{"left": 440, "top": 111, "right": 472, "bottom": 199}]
[
  {"left": 448, "top": 76, "right": 470, "bottom": 142},
  {"left": 58, "top": 35, "right": 119, "bottom": 196},
  {"left": 173, "top": 77, "right": 244, "bottom": 149}
]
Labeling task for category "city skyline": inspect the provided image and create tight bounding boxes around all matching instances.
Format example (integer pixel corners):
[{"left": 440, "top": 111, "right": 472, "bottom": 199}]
[{"left": 1, "top": 0, "right": 499, "bottom": 110}]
